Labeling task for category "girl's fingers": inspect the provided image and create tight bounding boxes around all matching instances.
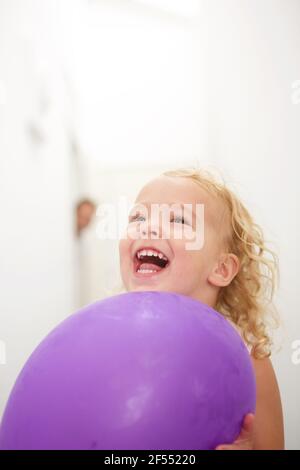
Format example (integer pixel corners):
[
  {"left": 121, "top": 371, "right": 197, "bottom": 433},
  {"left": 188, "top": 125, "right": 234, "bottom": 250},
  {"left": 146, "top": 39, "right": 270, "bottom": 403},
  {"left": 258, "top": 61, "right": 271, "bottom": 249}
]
[{"left": 215, "top": 413, "right": 255, "bottom": 450}]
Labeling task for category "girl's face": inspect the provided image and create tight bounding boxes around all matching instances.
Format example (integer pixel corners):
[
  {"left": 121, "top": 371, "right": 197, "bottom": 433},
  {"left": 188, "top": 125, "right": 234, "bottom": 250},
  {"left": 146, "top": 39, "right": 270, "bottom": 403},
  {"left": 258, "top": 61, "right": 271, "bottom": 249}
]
[{"left": 119, "top": 176, "right": 236, "bottom": 305}]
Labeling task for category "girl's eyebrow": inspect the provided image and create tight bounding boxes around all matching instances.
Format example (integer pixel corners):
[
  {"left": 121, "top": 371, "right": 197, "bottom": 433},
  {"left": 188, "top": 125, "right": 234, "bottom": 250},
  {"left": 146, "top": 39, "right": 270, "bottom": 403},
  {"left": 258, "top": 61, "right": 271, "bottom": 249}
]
[{"left": 134, "top": 201, "right": 197, "bottom": 218}]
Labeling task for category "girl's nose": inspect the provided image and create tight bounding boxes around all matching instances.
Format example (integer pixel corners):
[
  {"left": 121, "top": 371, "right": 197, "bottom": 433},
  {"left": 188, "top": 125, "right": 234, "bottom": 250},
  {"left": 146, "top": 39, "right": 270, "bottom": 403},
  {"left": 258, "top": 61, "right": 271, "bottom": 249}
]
[{"left": 140, "top": 221, "right": 160, "bottom": 238}]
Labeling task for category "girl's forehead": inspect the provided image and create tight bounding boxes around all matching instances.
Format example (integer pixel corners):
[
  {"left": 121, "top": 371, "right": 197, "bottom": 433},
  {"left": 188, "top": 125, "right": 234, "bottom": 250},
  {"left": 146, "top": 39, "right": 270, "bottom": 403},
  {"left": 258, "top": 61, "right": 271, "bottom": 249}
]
[
  {"left": 136, "top": 176, "right": 215, "bottom": 212},
  {"left": 136, "top": 176, "right": 205, "bottom": 203}
]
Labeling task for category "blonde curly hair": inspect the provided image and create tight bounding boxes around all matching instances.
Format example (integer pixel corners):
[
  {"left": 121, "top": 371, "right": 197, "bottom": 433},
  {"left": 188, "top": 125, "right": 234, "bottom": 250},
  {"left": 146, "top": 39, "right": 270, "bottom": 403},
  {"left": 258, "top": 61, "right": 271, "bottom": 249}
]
[{"left": 163, "top": 167, "right": 279, "bottom": 359}]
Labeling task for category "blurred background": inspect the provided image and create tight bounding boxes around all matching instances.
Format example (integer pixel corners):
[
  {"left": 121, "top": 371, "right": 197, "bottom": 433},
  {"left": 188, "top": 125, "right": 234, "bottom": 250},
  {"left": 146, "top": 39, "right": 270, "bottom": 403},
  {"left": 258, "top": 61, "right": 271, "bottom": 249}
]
[{"left": 0, "top": 0, "right": 300, "bottom": 448}]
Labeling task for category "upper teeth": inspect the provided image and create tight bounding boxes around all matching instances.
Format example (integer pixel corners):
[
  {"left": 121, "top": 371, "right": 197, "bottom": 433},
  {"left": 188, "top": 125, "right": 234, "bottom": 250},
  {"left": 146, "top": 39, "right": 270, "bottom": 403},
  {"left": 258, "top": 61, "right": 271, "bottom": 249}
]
[{"left": 136, "top": 249, "right": 168, "bottom": 261}]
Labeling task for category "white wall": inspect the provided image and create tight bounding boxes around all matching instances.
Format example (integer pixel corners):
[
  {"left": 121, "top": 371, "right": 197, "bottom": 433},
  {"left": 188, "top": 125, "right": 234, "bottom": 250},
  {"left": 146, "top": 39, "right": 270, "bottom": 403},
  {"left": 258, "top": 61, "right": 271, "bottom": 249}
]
[
  {"left": 63, "top": 0, "right": 209, "bottom": 171},
  {"left": 0, "top": 0, "right": 76, "bottom": 418}
]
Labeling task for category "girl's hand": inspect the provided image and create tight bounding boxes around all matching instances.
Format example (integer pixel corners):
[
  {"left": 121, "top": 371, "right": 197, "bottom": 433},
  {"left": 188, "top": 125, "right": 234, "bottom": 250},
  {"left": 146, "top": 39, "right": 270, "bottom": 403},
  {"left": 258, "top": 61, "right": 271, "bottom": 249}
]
[{"left": 215, "top": 413, "right": 255, "bottom": 450}]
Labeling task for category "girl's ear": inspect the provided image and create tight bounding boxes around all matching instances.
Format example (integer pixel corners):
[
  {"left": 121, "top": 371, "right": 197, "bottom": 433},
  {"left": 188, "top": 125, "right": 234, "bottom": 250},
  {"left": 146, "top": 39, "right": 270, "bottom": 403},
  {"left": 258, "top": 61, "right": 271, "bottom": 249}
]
[{"left": 208, "top": 253, "right": 240, "bottom": 287}]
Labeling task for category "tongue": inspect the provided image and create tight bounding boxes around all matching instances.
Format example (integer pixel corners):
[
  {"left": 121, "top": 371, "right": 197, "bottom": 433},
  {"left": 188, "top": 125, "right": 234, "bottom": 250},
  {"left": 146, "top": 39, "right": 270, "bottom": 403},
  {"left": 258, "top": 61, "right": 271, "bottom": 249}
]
[{"left": 139, "top": 262, "right": 163, "bottom": 271}]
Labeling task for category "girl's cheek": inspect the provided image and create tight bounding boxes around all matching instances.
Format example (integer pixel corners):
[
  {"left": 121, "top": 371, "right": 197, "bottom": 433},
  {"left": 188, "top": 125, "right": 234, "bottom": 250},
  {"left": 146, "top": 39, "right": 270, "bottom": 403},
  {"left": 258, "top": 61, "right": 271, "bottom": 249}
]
[
  {"left": 119, "top": 239, "right": 126, "bottom": 256},
  {"left": 119, "top": 239, "right": 131, "bottom": 265},
  {"left": 170, "top": 224, "right": 196, "bottom": 242},
  {"left": 126, "top": 224, "right": 141, "bottom": 242}
]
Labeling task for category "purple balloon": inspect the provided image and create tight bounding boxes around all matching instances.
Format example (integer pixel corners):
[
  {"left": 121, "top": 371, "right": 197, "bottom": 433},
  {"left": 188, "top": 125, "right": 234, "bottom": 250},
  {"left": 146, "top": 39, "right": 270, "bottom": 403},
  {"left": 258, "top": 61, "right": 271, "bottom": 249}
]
[{"left": 0, "top": 291, "right": 255, "bottom": 450}]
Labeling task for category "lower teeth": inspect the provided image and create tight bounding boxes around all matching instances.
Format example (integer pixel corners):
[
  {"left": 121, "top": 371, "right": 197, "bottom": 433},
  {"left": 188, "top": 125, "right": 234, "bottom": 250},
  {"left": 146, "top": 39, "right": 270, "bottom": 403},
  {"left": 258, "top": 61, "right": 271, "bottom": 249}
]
[{"left": 138, "top": 269, "right": 157, "bottom": 273}]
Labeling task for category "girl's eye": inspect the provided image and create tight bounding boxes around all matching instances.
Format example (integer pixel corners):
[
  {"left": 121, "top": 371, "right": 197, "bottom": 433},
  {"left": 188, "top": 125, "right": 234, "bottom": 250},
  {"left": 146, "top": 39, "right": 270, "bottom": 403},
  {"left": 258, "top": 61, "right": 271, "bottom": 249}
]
[
  {"left": 171, "top": 216, "right": 186, "bottom": 224},
  {"left": 129, "top": 213, "right": 146, "bottom": 223},
  {"left": 129, "top": 213, "right": 188, "bottom": 224}
]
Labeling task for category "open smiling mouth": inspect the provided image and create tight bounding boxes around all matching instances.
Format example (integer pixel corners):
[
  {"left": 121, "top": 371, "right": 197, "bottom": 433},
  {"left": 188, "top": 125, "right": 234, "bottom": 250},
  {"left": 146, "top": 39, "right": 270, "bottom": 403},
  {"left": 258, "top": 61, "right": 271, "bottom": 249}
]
[{"left": 133, "top": 248, "right": 170, "bottom": 276}]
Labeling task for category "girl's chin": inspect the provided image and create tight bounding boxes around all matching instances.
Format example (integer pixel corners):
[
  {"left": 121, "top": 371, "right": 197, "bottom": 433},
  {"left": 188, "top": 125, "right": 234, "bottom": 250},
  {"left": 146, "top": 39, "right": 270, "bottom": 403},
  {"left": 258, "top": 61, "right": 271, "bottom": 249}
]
[{"left": 129, "top": 279, "right": 169, "bottom": 291}]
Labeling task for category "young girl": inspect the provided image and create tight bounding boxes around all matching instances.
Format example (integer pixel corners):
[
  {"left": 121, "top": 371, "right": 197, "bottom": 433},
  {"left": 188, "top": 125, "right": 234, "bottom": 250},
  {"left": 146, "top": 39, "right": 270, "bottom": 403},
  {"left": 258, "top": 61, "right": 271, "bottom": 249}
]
[{"left": 119, "top": 167, "right": 284, "bottom": 450}]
